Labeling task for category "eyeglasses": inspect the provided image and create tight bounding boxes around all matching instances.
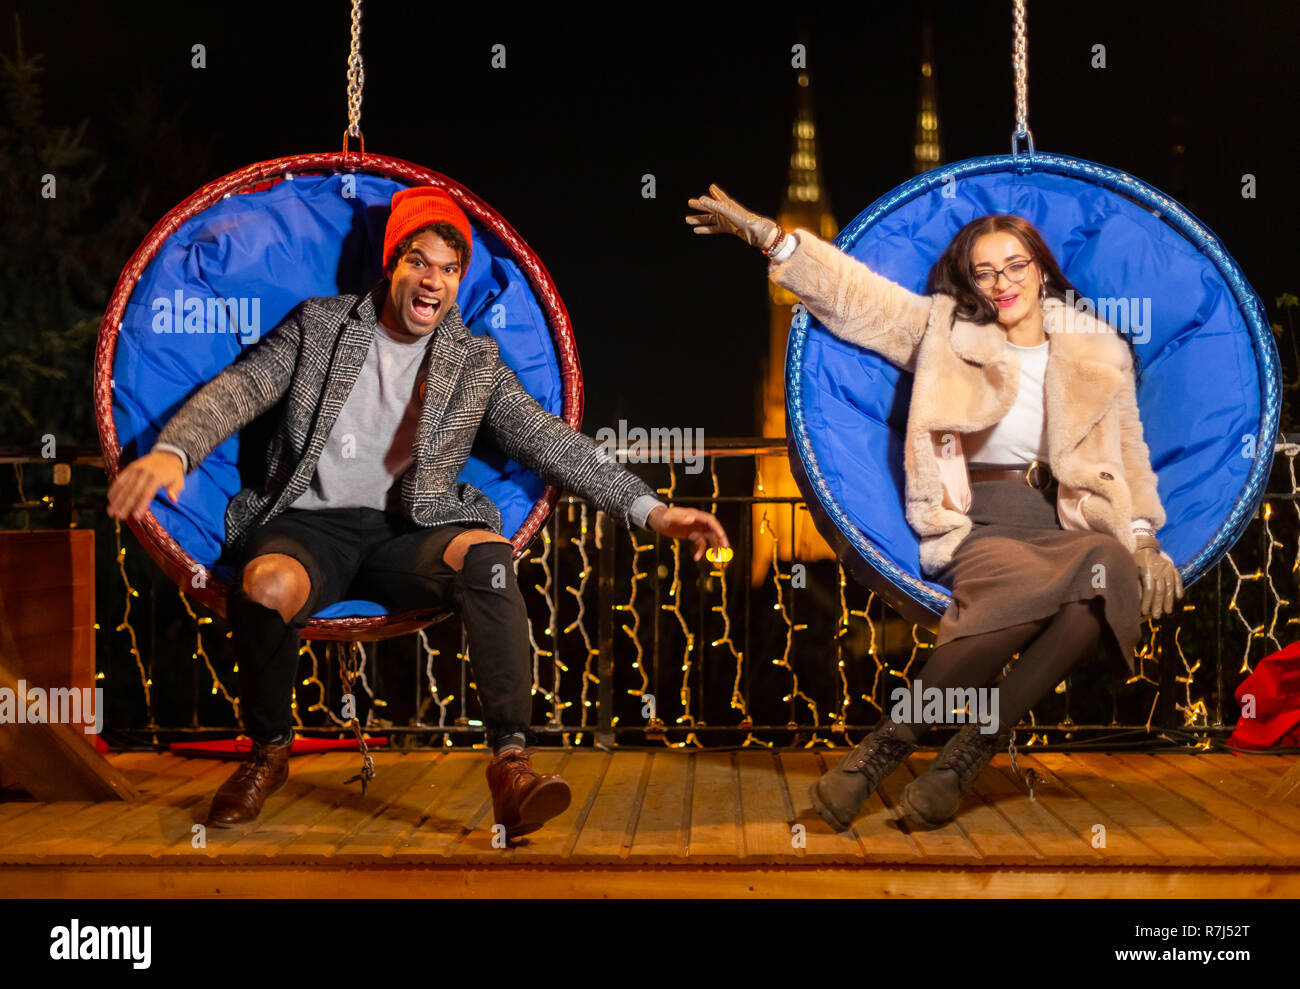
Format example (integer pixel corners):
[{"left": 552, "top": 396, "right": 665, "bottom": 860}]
[{"left": 973, "top": 258, "right": 1034, "bottom": 290}]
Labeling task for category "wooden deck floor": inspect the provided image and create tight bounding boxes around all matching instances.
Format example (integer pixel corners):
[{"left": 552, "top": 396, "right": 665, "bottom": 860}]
[{"left": 1, "top": 747, "right": 1298, "bottom": 897}]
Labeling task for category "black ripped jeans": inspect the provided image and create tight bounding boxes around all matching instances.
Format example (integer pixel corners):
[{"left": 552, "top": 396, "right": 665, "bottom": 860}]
[{"left": 224, "top": 507, "right": 532, "bottom": 749}]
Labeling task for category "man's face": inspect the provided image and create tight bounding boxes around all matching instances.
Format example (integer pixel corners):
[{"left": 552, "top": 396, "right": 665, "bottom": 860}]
[{"left": 380, "top": 232, "right": 463, "bottom": 340}]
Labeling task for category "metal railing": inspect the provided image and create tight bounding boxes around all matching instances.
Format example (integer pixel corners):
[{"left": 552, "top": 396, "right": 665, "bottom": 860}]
[{"left": 2, "top": 439, "right": 1297, "bottom": 751}]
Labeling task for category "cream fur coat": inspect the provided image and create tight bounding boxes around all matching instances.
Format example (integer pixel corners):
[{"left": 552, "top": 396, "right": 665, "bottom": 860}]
[{"left": 771, "top": 231, "right": 1166, "bottom": 578}]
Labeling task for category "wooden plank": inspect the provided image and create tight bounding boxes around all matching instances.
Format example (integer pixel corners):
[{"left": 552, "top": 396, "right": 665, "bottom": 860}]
[
  {"left": 1192, "top": 753, "right": 1295, "bottom": 794},
  {"left": 192, "top": 753, "right": 354, "bottom": 861},
  {"left": 685, "top": 752, "right": 742, "bottom": 861},
  {"left": 0, "top": 800, "right": 43, "bottom": 828},
  {"left": 737, "top": 750, "right": 799, "bottom": 860},
  {"left": 875, "top": 754, "right": 982, "bottom": 864},
  {"left": 1072, "top": 752, "right": 1276, "bottom": 862},
  {"left": 3, "top": 752, "right": 217, "bottom": 861},
  {"left": 0, "top": 802, "right": 96, "bottom": 853},
  {"left": 1032, "top": 752, "right": 1218, "bottom": 864},
  {"left": 104, "top": 751, "right": 180, "bottom": 777},
  {"left": 390, "top": 753, "right": 494, "bottom": 860},
  {"left": 921, "top": 753, "right": 1044, "bottom": 865},
  {"left": 625, "top": 750, "right": 692, "bottom": 862},
  {"left": 1150, "top": 753, "right": 1300, "bottom": 838},
  {"left": 261, "top": 753, "right": 435, "bottom": 862},
  {"left": 778, "top": 751, "right": 877, "bottom": 863},
  {"left": 334, "top": 753, "right": 484, "bottom": 862},
  {"left": 1116, "top": 753, "right": 1300, "bottom": 857},
  {"left": 1228, "top": 751, "right": 1295, "bottom": 776},
  {"left": 83, "top": 757, "right": 274, "bottom": 860},
  {"left": 969, "top": 755, "right": 1095, "bottom": 865},
  {"left": 804, "top": 749, "right": 922, "bottom": 862},
  {"left": 32, "top": 758, "right": 240, "bottom": 862},
  {"left": 988, "top": 752, "right": 1159, "bottom": 865},
  {"left": 508, "top": 750, "right": 610, "bottom": 863},
  {"left": 568, "top": 750, "right": 650, "bottom": 862},
  {"left": 323, "top": 754, "right": 454, "bottom": 862},
  {"left": 1106, "top": 753, "right": 1295, "bottom": 863},
  {"left": 2, "top": 802, "right": 141, "bottom": 861}
]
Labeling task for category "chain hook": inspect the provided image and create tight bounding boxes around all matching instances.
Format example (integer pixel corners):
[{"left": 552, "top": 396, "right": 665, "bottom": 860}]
[
  {"left": 1009, "top": 0, "right": 1034, "bottom": 172},
  {"left": 343, "top": 0, "right": 365, "bottom": 160}
]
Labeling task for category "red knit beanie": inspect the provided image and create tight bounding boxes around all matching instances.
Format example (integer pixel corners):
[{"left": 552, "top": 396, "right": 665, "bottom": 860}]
[{"left": 383, "top": 186, "right": 473, "bottom": 272}]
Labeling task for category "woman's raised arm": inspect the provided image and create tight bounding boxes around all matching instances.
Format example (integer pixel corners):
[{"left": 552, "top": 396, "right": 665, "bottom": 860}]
[{"left": 687, "top": 184, "right": 933, "bottom": 370}]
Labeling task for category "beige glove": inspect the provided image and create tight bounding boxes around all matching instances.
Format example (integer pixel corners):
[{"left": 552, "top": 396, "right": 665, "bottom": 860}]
[
  {"left": 1133, "top": 534, "right": 1184, "bottom": 619},
  {"left": 685, "top": 184, "right": 781, "bottom": 252}
]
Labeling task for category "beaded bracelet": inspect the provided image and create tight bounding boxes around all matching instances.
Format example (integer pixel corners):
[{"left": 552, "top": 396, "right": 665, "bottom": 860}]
[{"left": 762, "top": 226, "right": 789, "bottom": 258}]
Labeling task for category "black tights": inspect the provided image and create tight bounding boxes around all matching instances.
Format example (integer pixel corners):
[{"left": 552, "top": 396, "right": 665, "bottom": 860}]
[{"left": 890, "top": 597, "right": 1108, "bottom": 744}]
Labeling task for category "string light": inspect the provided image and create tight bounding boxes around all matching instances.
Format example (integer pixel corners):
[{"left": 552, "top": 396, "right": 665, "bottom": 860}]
[
  {"left": 176, "top": 588, "right": 237, "bottom": 713},
  {"left": 414, "top": 626, "right": 453, "bottom": 736},
  {"left": 525, "top": 527, "right": 571, "bottom": 720},
  {"left": 109, "top": 443, "right": 1300, "bottom": 750},
  {"left": 708, "top": 459, "right": 768, "bottom": 748},
  {"left": 112, "top": 519, "right": 153, "bottom": 721},
  {"left": 620, "top": 524, "right": 652, "bottom": 703},
  {"left": 298, "top": 640, "right": 344, "bottom": 726},
  {"left": 756, "top": 463, "right": 820, "bottom": 746},
  {"left": 564, "top": 500, "right": 599, "bottom": 744},
  {"left": 659, "top": 462, "right": 701, "bottom": 748}
]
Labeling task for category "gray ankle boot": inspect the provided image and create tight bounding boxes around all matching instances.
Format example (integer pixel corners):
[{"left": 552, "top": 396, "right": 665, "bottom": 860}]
[
  {"left": 810, "top": 720, "right": 916, "bottom": 832},
  {"left": 900, "top": 722, "right": 1009, "bottom": 829}
]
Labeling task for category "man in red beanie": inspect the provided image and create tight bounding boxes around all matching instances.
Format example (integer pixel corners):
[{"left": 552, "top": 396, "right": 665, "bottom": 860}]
[{"left": 108, "top": 185, "right": 728, "bottom": 841}]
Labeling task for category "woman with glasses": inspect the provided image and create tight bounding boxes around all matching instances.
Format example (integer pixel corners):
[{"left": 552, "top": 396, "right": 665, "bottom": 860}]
[{"left": 686, "top": 186, "right": 1183, "bottom": 832}]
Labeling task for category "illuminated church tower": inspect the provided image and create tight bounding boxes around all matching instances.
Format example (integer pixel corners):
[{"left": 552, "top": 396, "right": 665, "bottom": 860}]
[
  {"left": 913, "top": 14, "right": 942, "bottom": 174},
  {"left": 753, "top": 28, "right": 944, "bottom": 586},
  {"left": 752, "top": 69, "right": 838, "bottom": 585}
]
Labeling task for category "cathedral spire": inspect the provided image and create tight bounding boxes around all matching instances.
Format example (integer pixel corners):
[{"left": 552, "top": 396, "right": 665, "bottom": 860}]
[
  {"left": 780, "top": 70, "right": 836, "bottom": 241},
  {"left": 755, "top": 67, "right": 839, "bottom": 584},
  {"left": 913, "top": 10, "right": 942, "bottom": 174}
]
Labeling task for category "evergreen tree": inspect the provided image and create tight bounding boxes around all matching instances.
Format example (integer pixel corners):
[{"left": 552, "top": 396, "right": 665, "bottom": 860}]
[{"left": 0, "top": 15, "right": 145, "bottom": 447}]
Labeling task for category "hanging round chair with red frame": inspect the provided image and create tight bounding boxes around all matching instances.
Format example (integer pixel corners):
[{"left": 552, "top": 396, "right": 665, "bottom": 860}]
[{"left": 95, "top": 151, "right": 580, "bottom": 641}]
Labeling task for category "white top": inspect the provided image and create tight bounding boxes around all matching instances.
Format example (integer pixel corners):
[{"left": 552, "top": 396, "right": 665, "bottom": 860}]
[
  {"left": 289, "top": 322, "right": 434, "bottom": 512},
  {"left": 963, "top": 338, "right": 1049, "bottom": 465}
]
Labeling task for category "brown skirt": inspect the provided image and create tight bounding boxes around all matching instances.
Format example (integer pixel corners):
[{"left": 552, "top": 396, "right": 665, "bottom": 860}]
[{"left": 931, "top": 480, "right": 1142, "bottom": 672}]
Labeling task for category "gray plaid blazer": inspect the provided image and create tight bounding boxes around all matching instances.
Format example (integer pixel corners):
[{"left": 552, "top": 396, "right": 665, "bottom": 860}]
[{"left": 154, "top": 282, "right": 655, "bottom": 553}]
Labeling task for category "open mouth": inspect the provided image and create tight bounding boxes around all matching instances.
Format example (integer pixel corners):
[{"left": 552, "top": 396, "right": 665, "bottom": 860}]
[
  {"left": 995, "top": 292, "right": 1019, "bottom": 309},
  {"left": 411, "top": 295, "right": 440, "bottom": 322}
]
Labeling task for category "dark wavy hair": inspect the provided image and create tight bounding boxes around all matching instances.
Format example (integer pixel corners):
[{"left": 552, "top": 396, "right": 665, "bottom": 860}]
[
  {"left": 926, "top": 214, "right": 1141, "bottom": 378},
  {"left": 384, "top": 221, "right": 471, "bottom": 277}
]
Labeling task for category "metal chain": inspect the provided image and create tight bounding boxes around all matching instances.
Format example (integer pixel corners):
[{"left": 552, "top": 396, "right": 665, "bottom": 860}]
[
  {"left": 345, "top": 0, "right": 365, "bottom": 139},
  {"left": 1011, "top": 0, "right": 1034, "bottom": 154},
  {"left": 337, "top": 642, "right": 376, "bottom": 795},
  {"left": 1007, "top": 726, "right": 1042, "bottom": 801}
]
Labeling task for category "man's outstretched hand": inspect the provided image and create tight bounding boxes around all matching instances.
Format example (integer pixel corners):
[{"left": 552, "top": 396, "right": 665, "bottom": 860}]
[
  {"left": 107, "top": 451, "right": 185, "bottom": 522},
  {"left": 647, "top": 505, "right": 730, "bottom": 563}
]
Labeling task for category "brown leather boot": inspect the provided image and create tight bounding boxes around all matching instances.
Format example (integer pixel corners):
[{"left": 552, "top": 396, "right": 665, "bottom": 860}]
[
  {"left": 485, "top": 749, "right": 571, "bottom": 841},
  {"left": 206, "top": 736, "right": 294, "bottom": 827}
]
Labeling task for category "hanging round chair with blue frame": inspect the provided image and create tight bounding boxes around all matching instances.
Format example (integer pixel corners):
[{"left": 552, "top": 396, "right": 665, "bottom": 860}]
[
  {"left": 786, "top": 146, "right": 1280, "bottom": 630},
  {"left": 95, "top": 150, "right": 582, "bottom": 641}
]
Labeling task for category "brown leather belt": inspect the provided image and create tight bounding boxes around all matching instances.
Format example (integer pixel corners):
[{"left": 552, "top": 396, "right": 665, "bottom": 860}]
[{"left": 968, "top": 460, "right": 1056, "bottom": 490}]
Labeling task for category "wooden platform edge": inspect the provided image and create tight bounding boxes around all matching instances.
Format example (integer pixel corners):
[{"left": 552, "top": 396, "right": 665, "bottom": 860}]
[{"left": 3, "top": 863, "right": 1300, "bottom": 899}]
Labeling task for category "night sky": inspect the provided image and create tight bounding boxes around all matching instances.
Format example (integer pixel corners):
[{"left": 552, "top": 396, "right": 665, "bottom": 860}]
[{"left": 10, "top": 0, "right": 1297, "bottom": 440}]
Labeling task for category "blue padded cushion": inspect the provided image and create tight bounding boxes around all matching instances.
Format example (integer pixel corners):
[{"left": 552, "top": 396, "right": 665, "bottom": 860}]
[
  {"left": 112, "top": 173, "right": 562, "bottom": 618},
  {"left": 794, "top": 167, "right": 1262, "bottom": 602}
]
